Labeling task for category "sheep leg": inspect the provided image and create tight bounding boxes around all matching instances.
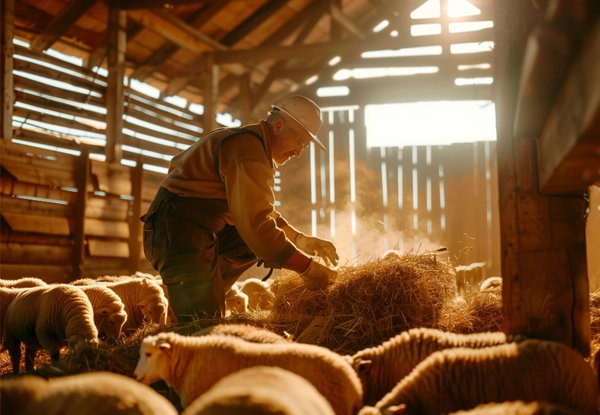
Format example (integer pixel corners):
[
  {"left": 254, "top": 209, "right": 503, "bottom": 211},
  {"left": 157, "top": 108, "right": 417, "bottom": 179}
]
[
  {"left": 25, "top": 347, "right": 37, "bottom": 372},
  {"left": 3, "top": 332, "right": 22, "bottom": 374}
]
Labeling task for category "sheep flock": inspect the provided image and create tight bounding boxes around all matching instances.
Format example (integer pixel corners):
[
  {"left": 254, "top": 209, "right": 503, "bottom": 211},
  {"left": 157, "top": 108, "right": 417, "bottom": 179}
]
[{"left": 1, "top": 250, "right": 600, "bottom": 415}]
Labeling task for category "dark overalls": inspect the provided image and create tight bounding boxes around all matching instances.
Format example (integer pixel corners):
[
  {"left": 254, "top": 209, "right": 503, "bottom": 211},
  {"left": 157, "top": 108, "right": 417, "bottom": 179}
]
[{"left": 140, "top": 129, "right": 264, "bottom": 320}]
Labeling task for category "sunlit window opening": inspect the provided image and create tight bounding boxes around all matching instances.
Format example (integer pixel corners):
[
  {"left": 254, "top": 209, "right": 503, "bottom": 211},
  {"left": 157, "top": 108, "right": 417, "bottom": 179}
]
[
  {"left": 305, "top": 75, "right": 318, "bottom": 85},
  {"left": 451, "top": 41, "right": 494, "bottom": 54},
  {"left": 373, "top": 20, "right": 389, "bottom": 32},
  {"left": 365, "top": 100, "right": 496, "bottom": 147},
  {"left": 329, "top": 56, "right": 341, "bottom": 66},
  {"left": 411, "top": 24, "right": 442, "bottom": 37},
  {"left": 458, "top": 63, "right": 491, "bottom": 70},
  {"left": 390, "top": 30, "right": 399, "bottom": 37},
  {"left": 333, "top": 67, "right": 438, "bottom": 81},
  {"left": 449, "top": 21, "right": 493, "bottom": 33},
  {"left": 455, "top": 77, "right": 493, "bottom": 85},
  {"left": 317, "top": 86, "right": 350, "bottom": 97},
  {"left": 362, "top": 46, "right": 442, "bottom": 59},
  {"left": 411, "top": 0, "right": 481, "bottom": 19},
  {"left": 163, "top": 95, "right": 187, "bottom": 108}
]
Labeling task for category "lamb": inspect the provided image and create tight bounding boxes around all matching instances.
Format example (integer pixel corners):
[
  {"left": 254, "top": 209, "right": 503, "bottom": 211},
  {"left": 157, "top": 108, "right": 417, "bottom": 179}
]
[
  {"left": 3, "top": 284, "right": 99, "bottom": 373},
  {"left": 0, "top": 371, "right": 179, "bottom": 415},
  {"left": 72, "top": 278, "right": 168, "bottom": 334},
  {"left": 180, "top": 366, "right": 335, "bottom": 415},
  {"left": 0, "top": 277, "right": 47, "bottom": 288},
  {"left": 350, "top": 328, "right": 519, "bottom": 405},
  {"left": 357, "top": 339, "right": 599, "bottom": 415},
  {"left": 193, "top": 323, "right": 289, "bottom": 344},
  {"left": 225, "top": 284, "right": 248, "bottom": 314},
  {"left": 238, "top": 278, "right": 275, "bottom": 311},
  {"left": 134, "top": 331, "right": 363, "bottom": 415},
  {"left": 448, "top": 400, "right": 581, "bottom": 415},
  {"left": 76, "top": 285, "right": 128, "bottom": 339}
]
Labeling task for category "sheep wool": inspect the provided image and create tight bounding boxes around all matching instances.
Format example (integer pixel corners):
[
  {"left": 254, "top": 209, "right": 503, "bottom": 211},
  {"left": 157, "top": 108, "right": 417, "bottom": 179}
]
[
  {"left": 72, "top": 278, "right": 168, "bottom": 334},
  {"left": 3, "top": 284, "right": 99, "bottom": 373},
  {"left": 448, "top": 400, "right": 582, "bottom": 415},
  {"left": 134, "top": 331, "right": 363, "bottom": 415},
  {"left": 238, "top": 278, "right": 275, "bottom": 311},
  {"left": 351, "top": 328, "right": 517, "bottom": 405},
  {"left": 0, "top": 372, "right": 178, "bottom": 415},
  {"left": 181, "top": 366, "right": 335, "bottom": 415},
  {"left": 76, "top": 284, "right": 128, "bottom": 339},
  {"left": 225, "top": 284, "right": 248, "bottom": 314},
  {"left": 193, "top": 323, "right": 289, "bottom": 344},
  {"left": 358, "top": 339, "right": 599, "bottom": 415},
  {"left": 0, "top": 278, "right": 47, "bottom": 288},
  {"left": 0, "top": 287, "right": 29, "bottom": 340}
]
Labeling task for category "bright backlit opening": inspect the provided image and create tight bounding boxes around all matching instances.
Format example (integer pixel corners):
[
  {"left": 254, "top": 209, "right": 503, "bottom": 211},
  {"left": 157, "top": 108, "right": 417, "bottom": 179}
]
[
  {"left": 329, "top": 56, "right": 341, "bottom": 66},
  {"left": 362, "top": 46, "right": 442, "bottom": 59},
  {"left": 333, "top": 67, "right": 438, "bottom": 81},
  {"left": 411, "top": 24, "right": 442, "bottom": 36},
  {"left": 411, "top": 0, "right": 481, "bottom": 19},
  {"left": 449, "top": 21, "right": 493, "bottom": 33},
  {"left": 317, "top": 86, "right": 350, "bottom": 97},
  {"left": 373, "top": 20, "right": 389, "bottom": 32},
  {"left": 365, "top": 100, "right": 496, "bottom": 147},
  {"left": 451, "top": 41, "right": 494, "bottom": 54}
]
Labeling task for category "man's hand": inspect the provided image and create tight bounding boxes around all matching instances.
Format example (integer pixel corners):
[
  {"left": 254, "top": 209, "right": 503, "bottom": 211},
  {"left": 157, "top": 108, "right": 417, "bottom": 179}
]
[
  {"left": 295, "top": 233, "right": 339, "bottom": 267},
  {"left": 299, "top": 259, "right": 337, "bottom": 290}
]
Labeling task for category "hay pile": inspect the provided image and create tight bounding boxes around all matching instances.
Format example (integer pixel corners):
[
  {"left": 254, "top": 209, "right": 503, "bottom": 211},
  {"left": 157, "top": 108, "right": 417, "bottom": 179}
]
[
  {"left": 437, "top": 287, "right": 503, "bottom": 334},
  {"left": 265, "top": 250, "right": 457, "bottom": 355},
  {"left": 590, "top": 289, "right": 600, "bottom": 342}
]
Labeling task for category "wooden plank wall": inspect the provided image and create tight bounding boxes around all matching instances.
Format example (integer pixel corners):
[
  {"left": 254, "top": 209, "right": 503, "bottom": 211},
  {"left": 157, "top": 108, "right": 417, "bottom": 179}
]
[{"left": 4, "top": 43, "right": 501, "bottom": 286}]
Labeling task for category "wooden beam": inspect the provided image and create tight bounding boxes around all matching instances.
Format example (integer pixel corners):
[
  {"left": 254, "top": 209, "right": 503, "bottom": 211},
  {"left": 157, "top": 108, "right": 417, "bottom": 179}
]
[
  {"left": 330, "top": 2, "right": 366, "bottom": 39},
  {"left": 30, "top": 0, "right": 96, "bottom": 52},
  {"left": 239, "top": 73, "right": 252, "bottom": 124},
  {"left": 537, "top": 16, "right": 600, "bottom": 195},
  {"left": 201, "top": 52, "right": 218, "bottom": 132},
  {"left": 1, "top": 0, "right": 14, "bottom": 141},
  {"left": 214, "top": 28, "right": 493, "bottom": 64},
  {"left": 105, "top": 2, "right": 127, "bottom": 163},
  {"left": 121, "top": 0, "right": 232, "bottom": 9},
  {"left": 129, "top": 159, "right": 143, "bottom": 273},
  {"left": 71, "top": 146, "right": 90, "bottom": 282},
  {"left": 495, "top": 0, "right": 589, "bottom": 356}
]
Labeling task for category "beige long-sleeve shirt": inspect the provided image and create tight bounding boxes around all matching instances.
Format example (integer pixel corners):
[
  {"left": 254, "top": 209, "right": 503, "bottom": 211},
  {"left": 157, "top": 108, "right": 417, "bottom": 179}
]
[{"left": 160, "top": 121, "right": 296, "bottom": 268}]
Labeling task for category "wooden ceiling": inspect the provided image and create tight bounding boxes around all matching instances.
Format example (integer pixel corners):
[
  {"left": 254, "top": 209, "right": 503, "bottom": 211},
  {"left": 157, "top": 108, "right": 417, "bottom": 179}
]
[{"left": 12, "top": 0, "right": 495, "bottom": 122}]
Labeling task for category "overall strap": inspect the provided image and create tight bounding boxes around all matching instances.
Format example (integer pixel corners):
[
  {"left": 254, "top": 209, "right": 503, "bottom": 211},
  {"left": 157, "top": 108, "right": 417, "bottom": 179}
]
[{"left": 213, "top": 127, "right": 264, "bottom": 175}]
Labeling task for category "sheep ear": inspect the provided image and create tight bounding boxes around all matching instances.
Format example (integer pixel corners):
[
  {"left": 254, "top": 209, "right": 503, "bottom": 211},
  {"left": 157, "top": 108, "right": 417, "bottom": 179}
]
[
  {"left": 355, "top": 359, "right": 372, "bottom": 374},
  {"left": 158, "top": 342, "right": 171, "bottom": 352},
  {"left": 95, "top": 307, "right": 112, "bottom": 316},
  {"left": 382, "top": 405, "right": 406, "bottom": 415}
]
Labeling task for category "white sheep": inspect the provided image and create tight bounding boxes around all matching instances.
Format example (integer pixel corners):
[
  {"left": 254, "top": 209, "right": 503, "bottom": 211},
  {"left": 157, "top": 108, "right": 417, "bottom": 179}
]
[
  {"left": 134, "top": 331, "right": 363, "bottom": 415},
  {"left": 0, "top": 277, "right": 47, "bottom": 288},
  {"left": 350, "top": 328, "right": 518, "bottom": 405},
  {"left": 238, "top": 278, "right": 275, "bottom": 311},
  {"left": 0, "top": 287, "right": 28, "bottom": 340},
  {"left": 3, "top": 284, "right": 99, "bottom": 373},
  {"left": 479, "top": 276, "right": 502, "bottom": 291},
  {"left": 75, "top": 285, "right": 128, "bottom": 339},
  {"left": 357, "top": 339, "right": 599, "bottom": 415},
  {"left": 193, "top": 323, "right": 288, "bottom": 344},
  {"left": 181, "top": 366, "right": 336, "bottom": 415},
  {"left": 225, "top": 284, "right": 248, "bottom": 314},
  {"left": 0, "top": 371, "right": 179, "bottom": 415},
  {"left": 448, "top": 400, "right": 581, "bottom": 415},
  {"left": 72, "top": 278, "right": 168, "bottom": 334}
]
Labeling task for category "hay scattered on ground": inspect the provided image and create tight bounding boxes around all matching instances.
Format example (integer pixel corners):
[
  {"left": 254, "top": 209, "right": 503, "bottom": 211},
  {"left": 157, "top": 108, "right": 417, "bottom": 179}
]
[
  {"left": 437, "top": 287, "right": 503, "bottom": 334},
  {"left": 266, "top": 250, "right": 457, "bottom": 355}
]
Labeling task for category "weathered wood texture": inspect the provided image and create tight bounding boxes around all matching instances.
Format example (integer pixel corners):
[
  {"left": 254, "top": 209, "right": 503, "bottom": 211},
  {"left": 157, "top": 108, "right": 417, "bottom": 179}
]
[
  {"left": 1, "top": 0, "right": 14, "bottom": 141},
  {"left": 495, "top": 0, "right": 590, "bottom": 356}
]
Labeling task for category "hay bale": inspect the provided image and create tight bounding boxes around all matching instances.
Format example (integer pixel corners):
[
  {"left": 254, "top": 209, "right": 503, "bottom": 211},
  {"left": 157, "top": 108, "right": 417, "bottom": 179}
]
[
  {"left": 437, "top": 286, "right": 503, "bottom": 334},
  {"left": 266, "top": 251, "right": 457, "bottom": 355},
  {"left": 590, "top": 290, "right": 600, "bottom": 342}
]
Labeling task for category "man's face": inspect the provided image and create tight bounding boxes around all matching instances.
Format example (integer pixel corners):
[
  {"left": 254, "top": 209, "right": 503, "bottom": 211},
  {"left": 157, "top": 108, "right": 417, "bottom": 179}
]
[{"left": 271, "top": 120, "right": 311, "bottom": 165}]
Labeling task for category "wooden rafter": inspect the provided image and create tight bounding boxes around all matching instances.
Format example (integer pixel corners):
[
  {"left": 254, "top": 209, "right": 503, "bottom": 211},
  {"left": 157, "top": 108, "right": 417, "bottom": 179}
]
[
  {"left": 30, "top": 0, "right": 96, "bottom": 52},
  {"left": 330, "top": 2, "right": 367, "bottom": 39}
]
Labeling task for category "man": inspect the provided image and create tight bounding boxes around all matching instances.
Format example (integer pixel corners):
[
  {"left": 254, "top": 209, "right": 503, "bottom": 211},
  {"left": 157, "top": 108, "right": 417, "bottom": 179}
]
[{"left": 141, "top": 95, "right": 339, "bottom": 320}]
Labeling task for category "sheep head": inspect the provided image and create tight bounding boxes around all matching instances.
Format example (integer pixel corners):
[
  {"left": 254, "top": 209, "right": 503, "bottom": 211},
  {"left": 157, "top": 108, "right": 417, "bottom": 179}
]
[{"left": 134, "top": 334, "right": 172, "bottom": 386}]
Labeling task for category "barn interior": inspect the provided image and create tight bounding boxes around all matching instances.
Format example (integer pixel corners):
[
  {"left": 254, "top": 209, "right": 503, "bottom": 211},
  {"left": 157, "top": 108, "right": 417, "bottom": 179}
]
[{"left": 1, "top": 0, "right": 600, "bottom": 411}]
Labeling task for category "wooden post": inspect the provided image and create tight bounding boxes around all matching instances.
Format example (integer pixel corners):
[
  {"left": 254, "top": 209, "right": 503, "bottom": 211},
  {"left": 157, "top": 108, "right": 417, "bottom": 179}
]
[
  {"left": 1, "top": 0, "right": 14, "bottom": 141},
  {"left": 201, "top": 51, "right": 218, "bottom": 133},
  {"left": 239, "top": 72, "right": 252, "bottom": 124},
  {"left": 105, "top": 0, "right": 126, "bottom": 163},
  {"left": 494, "top": 0, "right": 590, "bottom": 356},
  {"left": 129, "top": 158, "right": 143, "bottom": 274},
  {"left": 71, "top": 146, "right": 90, "bottom": 282}
]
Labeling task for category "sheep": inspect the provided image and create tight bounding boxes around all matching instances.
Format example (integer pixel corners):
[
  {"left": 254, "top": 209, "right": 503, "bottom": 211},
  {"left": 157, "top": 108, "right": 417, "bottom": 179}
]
[
  {"left": 479, "top": 276, "right": 502, "bottom": 291},
  {"left": 0, "top": 277, "right": 47, "bottom": 288},
  {"left": 0, "top": 287, "right": 28, "bottom": 340},
  {"left": 134, "top": 331, "right": 363, "bottom": 415},
  {"left": 350, "top": 328, "right": 520, "bottom": 405},
  {"left": 193, "top": 323, "right": 289, "bottom": 344},
  {"left": 75, "top": 284, "right": 128, "bottom": 339},
  {"left": 357, "top": 339, "right": 599, "bottom": 415},
  {"left": 448, "top": 400, "right": 582, "bottom": 415},
  {"left": 180, "top": 366, "right": 336, "bottom": 415},
  {"left": 238, "top": 278, "right": 275, "bottom": 311},
  {"left": 225, "top": 284, "right": 248, "bottom": 314},
  {"left": 72, "top": 278, "right": 168, "bottom": 334},
  {"left": 0, "top": 371, "right": 179, "bottom": 415},
  {"left": 3, "top": 284, "right": 99, "bottom": 373}
]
